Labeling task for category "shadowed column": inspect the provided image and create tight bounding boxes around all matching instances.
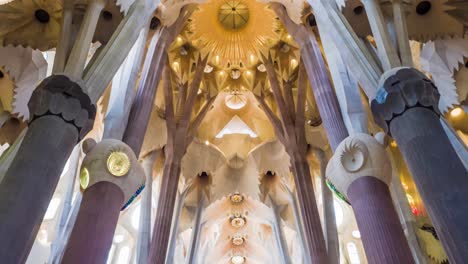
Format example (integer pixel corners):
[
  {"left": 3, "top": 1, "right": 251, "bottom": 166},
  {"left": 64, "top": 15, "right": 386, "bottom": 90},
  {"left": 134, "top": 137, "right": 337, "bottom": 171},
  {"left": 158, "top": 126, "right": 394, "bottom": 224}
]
[
  {"left": 348, "top": 177, "right": 414, "bottom": 263},
  {"left": 62, "top": 182, "right": 123, "bottom": 264},
  {"left": 62, "top": 139, "right": 145, "bottom": 263},
  {"left": 0, "top": 75, "right": 95, "bottom": 263},
  {"left": 327, "top": 133, "right": 414, "bottom": 264},
  {"left": 372, "top": 67, "right": 468, "bottom": 263}
]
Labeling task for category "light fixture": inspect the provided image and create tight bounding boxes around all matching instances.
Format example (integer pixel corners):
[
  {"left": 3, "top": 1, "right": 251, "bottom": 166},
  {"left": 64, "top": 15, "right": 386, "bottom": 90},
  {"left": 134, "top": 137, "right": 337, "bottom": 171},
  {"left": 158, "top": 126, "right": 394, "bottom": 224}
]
[
  {"left": 231, "top": 234, "right": 245, "bottom": 246},
  {"left": 37, "top": 229, "right": 49, "bottom": 245},
  {"left": 230, "top": 192, "right": 244, "bottom": 203},
  {"left": 80, "top": 167, "right": 90, "bottom": 189},
  {"left": 230, "top": 212, "right": 246, "bottom": 228},
  {"left": 249, "top": 54, "right": 256, "bottom": 63},
  {"left": 204, "top": 64, "right": 214, "bottom": 73},
  {"left": 107, "top": 152, "right": 131, "bottom": 177},
  {"left": 352, "top": 230, "right": 361, "bottom": 239},
  {"left": 113, "top": 234, "right": 124, "bottom": 243},
  {"left": 257, "top": 64, "right": 266, "bottom": 72},
  {"left": 172, "top": 61, "right": 180, "bottom": 72},
  {"left": 0, "top": 1, "right": 15, "bottom": 5},
  {"left": 290, "top": 58, "right": 298, "bottom": 68},
  {"left": 205, "top": 140, "right": 210, "bottom": 145},
  {"left": 450, "top": 107, "right": 463, "bottom": 118},
  {"left": 176, "top": 36, "right": 183, "bottom": 43},
  {"left": 390, "top": 140, "right": 397, "bottom": 148},
  {"left": 231, "top": 255, "right": 245, "bottom": 264}
]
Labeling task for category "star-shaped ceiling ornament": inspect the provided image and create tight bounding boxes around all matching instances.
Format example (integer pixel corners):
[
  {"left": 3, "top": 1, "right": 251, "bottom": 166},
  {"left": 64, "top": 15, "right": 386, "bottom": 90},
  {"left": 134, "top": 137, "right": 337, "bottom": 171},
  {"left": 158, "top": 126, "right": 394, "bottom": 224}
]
[{"left": 188, "top": 0, "right": 279, "bottom": 68}]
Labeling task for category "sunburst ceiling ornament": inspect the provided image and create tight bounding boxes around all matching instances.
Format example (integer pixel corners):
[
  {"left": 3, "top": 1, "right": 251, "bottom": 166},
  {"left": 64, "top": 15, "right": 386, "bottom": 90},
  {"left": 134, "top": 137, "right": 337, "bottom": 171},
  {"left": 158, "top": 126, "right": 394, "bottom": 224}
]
[
  {"left": 218, "top": 0, "right": 249, "bottom": 30},
  {"left": 0, "top": 0, "right": 62, "bottom": 50},
  {"left": 189, "top": 0, "right": 278, "bottom": 68}
]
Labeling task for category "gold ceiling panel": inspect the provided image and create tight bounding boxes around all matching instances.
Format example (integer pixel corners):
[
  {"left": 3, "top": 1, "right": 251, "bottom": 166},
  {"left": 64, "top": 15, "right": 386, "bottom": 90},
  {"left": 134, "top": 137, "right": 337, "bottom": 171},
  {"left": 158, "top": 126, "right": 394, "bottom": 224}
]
[{"left": 189, "top": 0, "right": 279, "bottom": 68}]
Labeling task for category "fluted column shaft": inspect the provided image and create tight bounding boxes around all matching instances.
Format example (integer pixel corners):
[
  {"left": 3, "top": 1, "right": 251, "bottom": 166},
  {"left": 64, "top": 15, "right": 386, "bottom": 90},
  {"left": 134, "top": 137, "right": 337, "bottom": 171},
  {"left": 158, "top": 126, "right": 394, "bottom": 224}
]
[
  {"left": 149, "top": 159, "right": 182, "bottom": 263},
  {"left": 315, "top": 150, "right": 339, "bottom": 264},
  {"left": 62, "top": 182, "right": 124, "bottom": 263},
  {"left": 122, "top": 29, "right": 169, "bottom": 154},
  {"left": 136, "top": 151, "right": 159, "bottom": 264},
  {"left": 186, "top": 192, "right": 205, "bottom": 264},
  {"left": 301, "top": 39, "right": 349, "bottom": 151},
  {"left": 291, "top": 156, "right": 328, "bottom": 263},
  {"left": 371, "top": 68, "right": 468, "bottom": 262},
  {"left": 348, "top": 177, "right": 414, "bottom": 263},
  {"left": 0, "top": 75, "right": 95, "bottom": 263}
]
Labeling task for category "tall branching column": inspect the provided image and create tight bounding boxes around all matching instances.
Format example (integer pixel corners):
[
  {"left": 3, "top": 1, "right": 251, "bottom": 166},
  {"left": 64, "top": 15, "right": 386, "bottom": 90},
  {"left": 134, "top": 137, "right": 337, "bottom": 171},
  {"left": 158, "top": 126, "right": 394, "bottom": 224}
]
[
  {"left": 148, "top": 56, "right": 215, "bottom": 263},
  {"left": 0, "top": 0, "right": 157, "bottom": 260},
  {"left": 313, "top": 148, "right": 339, "bottom": 264},
  {"left": 122, "top": 8, "right": 193, "bottom": 154},
  {"left": 256, "top": 59, "right": 327, "bottom": 263},
  {"left": 271, "top": 5, "right": 349, "bottom": 151},
  {"left": 271, "top": 4, "right": 349, "bottom": 263},
  {"left": 372, "top": 68, "right": 468, "bottom": 262},
  {"left": 327, "top": 133, "right": 414, "bottom": 263}
]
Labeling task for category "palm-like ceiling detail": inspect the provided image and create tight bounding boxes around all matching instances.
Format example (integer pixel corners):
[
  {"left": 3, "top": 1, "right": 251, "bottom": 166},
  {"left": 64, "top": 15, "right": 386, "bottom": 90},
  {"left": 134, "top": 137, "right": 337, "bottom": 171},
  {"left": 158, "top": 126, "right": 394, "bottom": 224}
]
[{"left": 189, "top": 0, "right": 279, "bottom": 68}]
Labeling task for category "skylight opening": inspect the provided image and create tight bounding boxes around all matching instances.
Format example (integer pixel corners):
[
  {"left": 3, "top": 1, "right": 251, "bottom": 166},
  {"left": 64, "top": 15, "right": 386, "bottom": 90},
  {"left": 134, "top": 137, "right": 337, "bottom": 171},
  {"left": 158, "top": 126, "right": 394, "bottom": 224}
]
[{"left": 215, "top": 115, "right": 258, "bottom": 138}]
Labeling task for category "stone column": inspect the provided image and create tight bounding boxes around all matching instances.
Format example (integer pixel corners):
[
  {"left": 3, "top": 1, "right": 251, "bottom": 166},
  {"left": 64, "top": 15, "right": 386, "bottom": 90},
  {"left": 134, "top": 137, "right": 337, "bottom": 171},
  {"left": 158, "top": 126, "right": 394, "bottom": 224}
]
[
  {"left": 0, "top": 75, "right": 95, "bottom": 263},
  {"left": 135, "top": 150, "right": 159, "bottom": 264},
  {"left": 314, "top": 149, "right": 339, "bottom": 264},
  {"left": 327, "top": 133, "right": 414, "bottom": 264},
  {"left": 62, "top": 138, "right": 145, "bottom": 263},
  {"left": 166, "top": 182, "right": 193, "bottom": 263},
  {"left": 371, "top": 67, "right": 468, "bottom": 263},
  {"left": 269, "top": 197, "right": 292, "bottom": 264},
  {"left": 48, "top": 145, "right": 81, "bottom": 262},
  {"left": 185, "top": 191, "right": 205, "bottom": 264},
  {"left": 64, "top": 0, "right": 106, "bottom": 79}
]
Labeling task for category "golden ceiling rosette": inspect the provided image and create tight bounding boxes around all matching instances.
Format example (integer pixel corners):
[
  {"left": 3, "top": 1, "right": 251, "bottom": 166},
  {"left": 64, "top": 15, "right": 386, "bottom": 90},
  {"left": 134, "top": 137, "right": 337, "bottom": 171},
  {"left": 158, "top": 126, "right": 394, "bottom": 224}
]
[
  {"left": 0, "top": 0, "right": 62, "bottom": 50},
  {"left": 189, "top": 0, "right": 279, "bottom": 68}
]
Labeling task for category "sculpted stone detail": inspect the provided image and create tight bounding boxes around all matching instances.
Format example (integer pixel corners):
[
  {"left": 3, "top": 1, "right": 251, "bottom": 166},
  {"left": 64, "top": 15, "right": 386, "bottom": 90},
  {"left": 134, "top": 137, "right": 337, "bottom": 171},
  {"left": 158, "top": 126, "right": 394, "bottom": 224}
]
[
  {"left": 326, "top": 133, "right": 392, "bottom": 197},
  {"left": 28, "top": 75, "right": 96, "bottom": 140},
  {"left": 371, "top": 67, "right": 441, "bottom": 135},
  {"left": 79, "top": 138, "right": 145, "bottom": 210}
]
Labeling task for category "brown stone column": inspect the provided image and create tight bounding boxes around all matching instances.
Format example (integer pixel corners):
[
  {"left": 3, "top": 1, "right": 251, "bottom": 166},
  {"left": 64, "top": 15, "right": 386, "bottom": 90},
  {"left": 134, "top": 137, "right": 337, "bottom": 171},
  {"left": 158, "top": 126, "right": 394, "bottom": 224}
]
[
  {"left": 371, "top": 68, "right": 468, "bottom": 263},
  {"left": 0, "top": 75, "right": 95, "bottom": 263},
  {"left": 62, "top": 182, "right": 124, "bottom": 264},
  {"left": 327, "top": 133, "right": 414, "bottom": 264},
  {"left": 62, "top": 139, "right": 145, "bottom": 263},
  {"left": 348, "top": 177, "right": 414, "bottom": 264},
  {"left": 149, "top": 159, "right": 182, "bottom": 263}
]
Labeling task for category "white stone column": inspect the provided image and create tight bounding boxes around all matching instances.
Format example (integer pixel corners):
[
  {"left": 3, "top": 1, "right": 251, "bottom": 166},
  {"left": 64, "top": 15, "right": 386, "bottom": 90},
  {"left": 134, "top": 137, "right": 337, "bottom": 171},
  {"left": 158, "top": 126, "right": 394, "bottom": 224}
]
[
  {"left": 318, "top": 29, "right": 368, "bottom": 135},
  {"left": 269, "top": 197, "right": 292, "bottom": 264},
  {"left": 84, "top": 0, "right": 159, "bottom": 103},
  {"left": 166, "top": 182, "right": 193, "bottom": 263},
  {"left": 391, "top": 0, "right": 413, "bottom": 67},
  {"left": 185, "top": 191, "right": 205, "bottom": 264},
  {"left": 53, "top": 0, "right": 76, "bottom": 73},
  {"left": 361, "top": 0, "right": 401, "bottom": 70},
  {"left": 64, "top": 0, "right": 106, "bottom": 79},
  {"left": 103, "top": 27, "right": 149, "bottom": 140},
  {"left": 135, "top": 150, "right": 159, "bottom": 264},
  {"left": 48, "top": 145, "right": 81, "bottom": 262}
]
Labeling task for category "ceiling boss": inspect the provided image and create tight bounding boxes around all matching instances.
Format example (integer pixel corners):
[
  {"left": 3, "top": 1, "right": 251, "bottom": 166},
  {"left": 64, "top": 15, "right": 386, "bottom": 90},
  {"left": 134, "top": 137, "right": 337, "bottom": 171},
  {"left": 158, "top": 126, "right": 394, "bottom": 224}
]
[{"left": 189, "top": 0, "right": 278, "bottom": 68}]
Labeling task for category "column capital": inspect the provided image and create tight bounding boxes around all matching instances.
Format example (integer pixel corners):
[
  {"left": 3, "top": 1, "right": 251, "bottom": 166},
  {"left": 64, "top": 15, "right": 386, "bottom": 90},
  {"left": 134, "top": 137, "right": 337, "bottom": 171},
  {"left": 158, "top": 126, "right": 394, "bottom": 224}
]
[
  {"left": 371, "top": 67, "right": 441, "bottom": 135},
  {"left": 326, "top": 133, "right": 392, "bottom": 197},
  {"left": 79, "top": 138, "right": 146, "bottom": 210},
  {"left": 28, "top": 74, "right": 96, "bottom": 140}
]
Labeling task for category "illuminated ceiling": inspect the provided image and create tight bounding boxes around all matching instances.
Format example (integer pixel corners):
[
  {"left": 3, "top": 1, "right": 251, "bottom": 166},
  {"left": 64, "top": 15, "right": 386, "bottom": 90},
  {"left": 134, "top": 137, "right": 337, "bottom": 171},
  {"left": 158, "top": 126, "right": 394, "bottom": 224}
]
[{"left": 189, "top": 0, "right": 279, "bottom": 68}]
